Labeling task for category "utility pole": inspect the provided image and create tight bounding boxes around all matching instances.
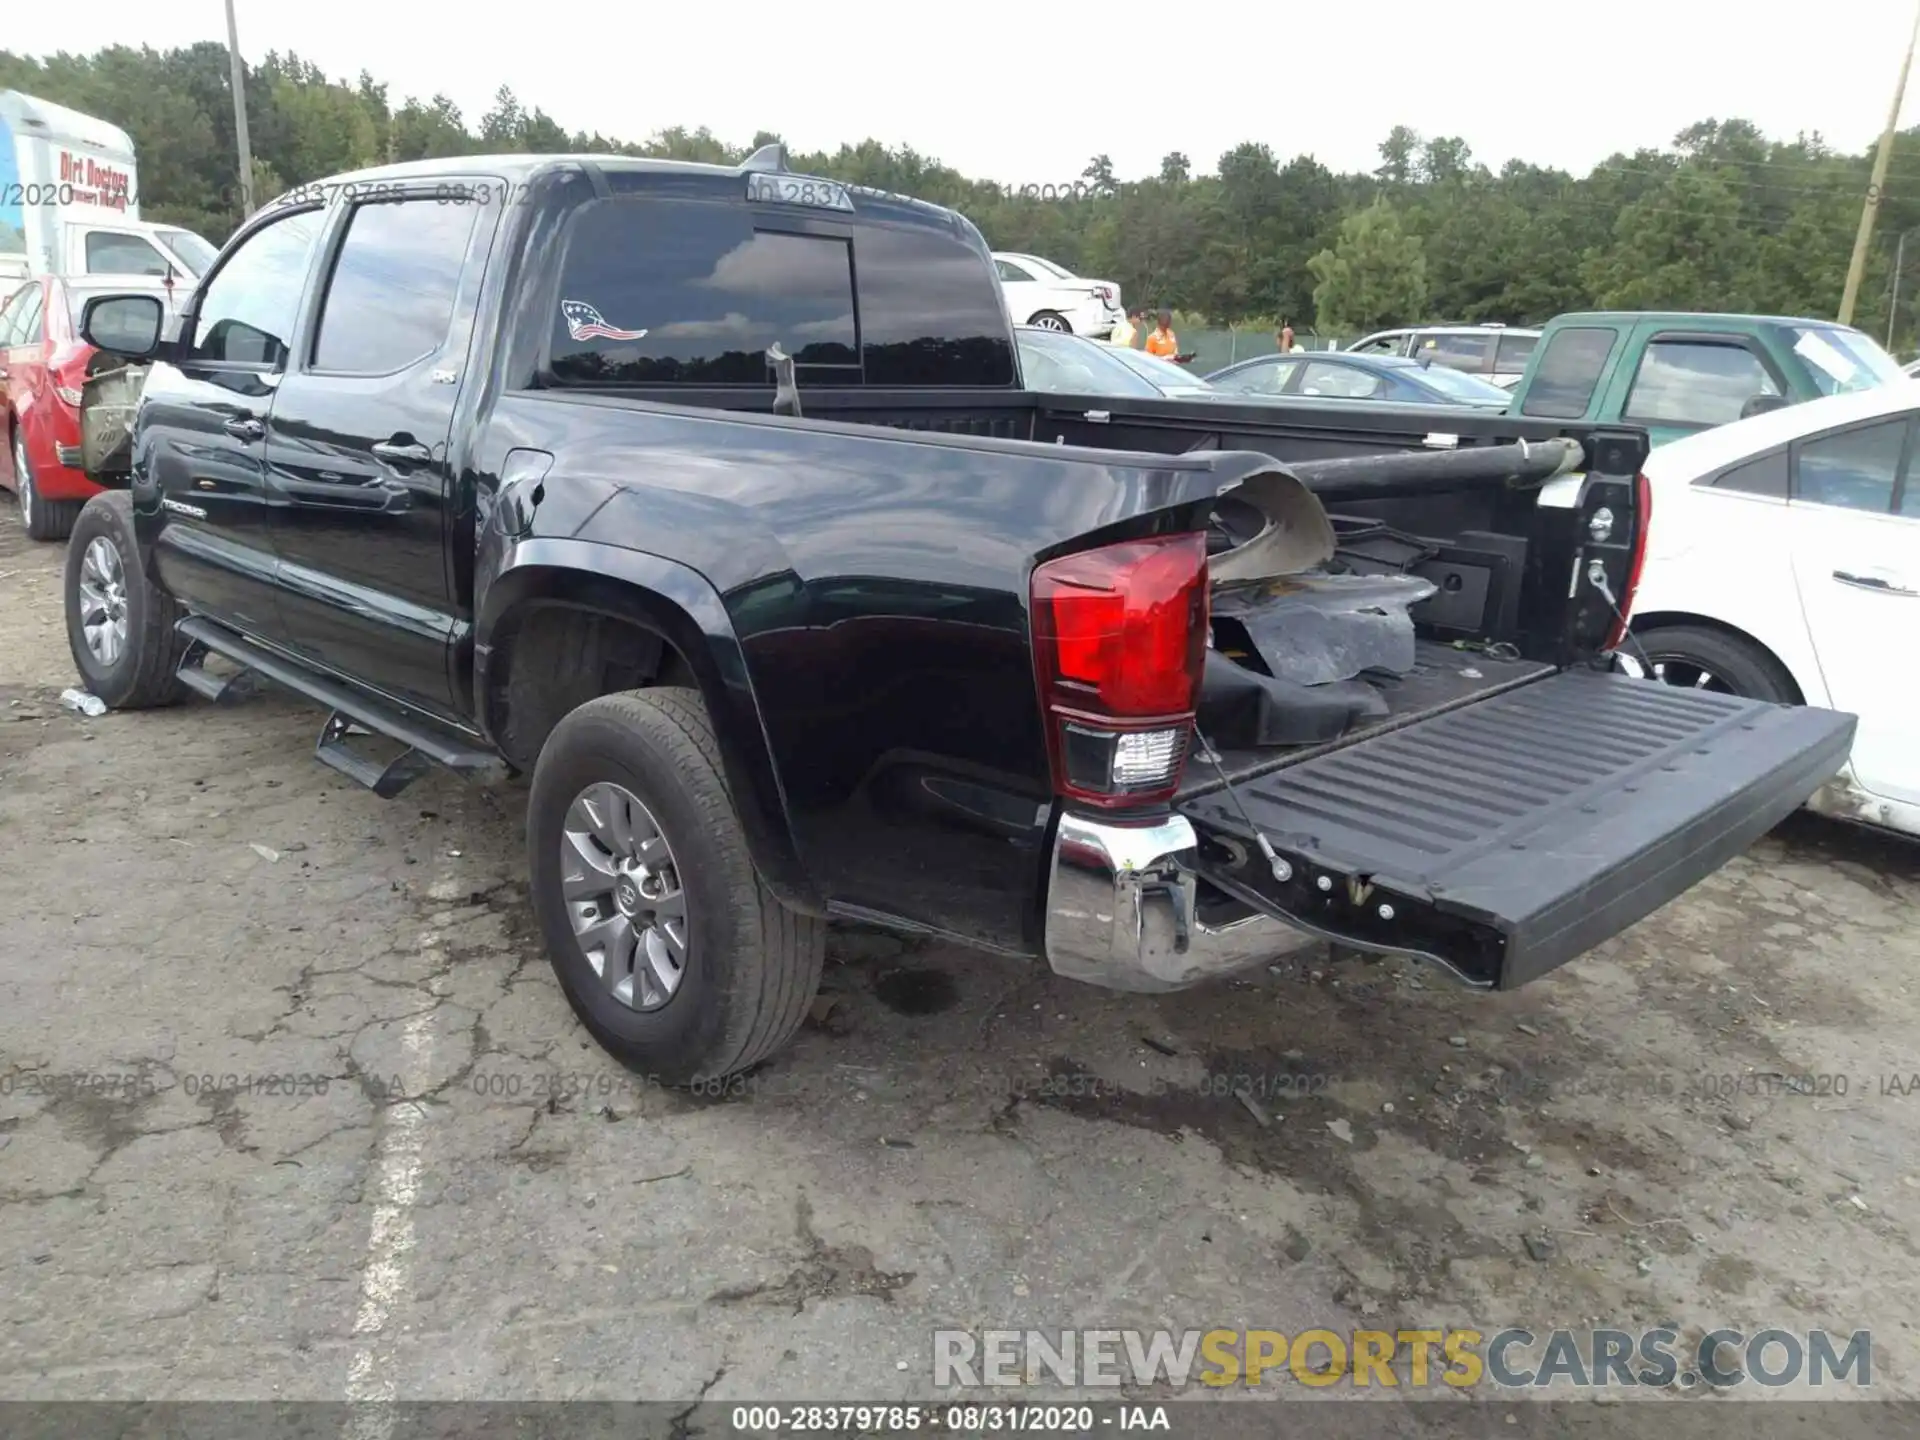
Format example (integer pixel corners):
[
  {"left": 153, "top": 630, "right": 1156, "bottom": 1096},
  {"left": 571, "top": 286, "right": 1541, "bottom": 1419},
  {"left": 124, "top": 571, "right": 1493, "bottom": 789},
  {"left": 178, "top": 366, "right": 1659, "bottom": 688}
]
[
  {"left": 224, "top": 0, "right": 256, "bottom": 217},
  {"left": 1840, "top": 0, "right": 1920, "bottom": 325}
]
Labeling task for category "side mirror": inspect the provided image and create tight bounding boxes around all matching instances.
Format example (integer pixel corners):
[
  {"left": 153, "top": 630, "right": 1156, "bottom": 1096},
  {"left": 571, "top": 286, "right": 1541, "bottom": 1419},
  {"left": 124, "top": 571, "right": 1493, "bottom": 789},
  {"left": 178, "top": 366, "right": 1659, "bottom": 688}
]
[
  {"left": 81, "top": 293, "right": 165, "bottom": 360},
  {"left": 1740, "top": 393, "right": 1789, "bottom": 420}
]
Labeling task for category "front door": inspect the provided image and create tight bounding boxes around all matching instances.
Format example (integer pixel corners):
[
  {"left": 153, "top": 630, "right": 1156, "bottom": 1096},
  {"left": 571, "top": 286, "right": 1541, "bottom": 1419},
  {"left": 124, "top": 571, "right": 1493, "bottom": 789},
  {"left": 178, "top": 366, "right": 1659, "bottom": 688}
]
[
  {"left": 1786, "top": 411, "right": 1920, "bottom": 807},
  {"left": 138, "top": 204, "right": 327, "bottom": 639},
  {"left": 262, "top": 187, "right": 491, "bottom": 718}
]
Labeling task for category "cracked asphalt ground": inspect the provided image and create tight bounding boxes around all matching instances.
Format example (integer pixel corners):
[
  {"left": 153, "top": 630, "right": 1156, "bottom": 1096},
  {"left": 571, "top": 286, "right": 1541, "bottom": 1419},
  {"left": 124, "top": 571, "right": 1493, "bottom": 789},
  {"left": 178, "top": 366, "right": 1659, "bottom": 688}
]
[{"left": 3, "top": 506, "right": 1920, "bottom": 1406}]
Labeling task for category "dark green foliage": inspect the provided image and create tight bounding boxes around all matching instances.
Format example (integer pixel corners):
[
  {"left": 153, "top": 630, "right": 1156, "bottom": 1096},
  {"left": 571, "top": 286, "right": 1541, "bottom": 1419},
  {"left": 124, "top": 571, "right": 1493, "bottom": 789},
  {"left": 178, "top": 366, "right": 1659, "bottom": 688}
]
[{"left": 1, "top": 48, "right": 1912, "bottom": 347}]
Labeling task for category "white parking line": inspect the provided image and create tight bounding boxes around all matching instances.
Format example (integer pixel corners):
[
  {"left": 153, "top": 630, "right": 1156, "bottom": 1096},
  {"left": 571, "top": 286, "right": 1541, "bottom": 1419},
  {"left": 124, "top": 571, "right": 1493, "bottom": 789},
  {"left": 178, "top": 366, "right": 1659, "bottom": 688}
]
[{"left": 342, "top": 931, "right": 443, "bottom": 1440}]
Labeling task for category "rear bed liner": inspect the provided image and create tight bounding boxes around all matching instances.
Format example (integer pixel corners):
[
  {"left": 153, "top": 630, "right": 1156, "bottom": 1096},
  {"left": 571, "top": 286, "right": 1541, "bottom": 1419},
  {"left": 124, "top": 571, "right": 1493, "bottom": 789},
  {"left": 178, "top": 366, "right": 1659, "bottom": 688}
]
[{"left": 1180, "top": 671, "right": 1856, "bottom": 989}]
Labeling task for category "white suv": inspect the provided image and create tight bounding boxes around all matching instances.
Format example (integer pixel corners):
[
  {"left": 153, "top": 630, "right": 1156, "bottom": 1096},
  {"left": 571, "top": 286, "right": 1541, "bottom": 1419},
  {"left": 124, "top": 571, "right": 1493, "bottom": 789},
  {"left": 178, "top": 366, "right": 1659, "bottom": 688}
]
[
  {"left": 991, "top": 252, "right": 1123, "bottom": 339},
  {"left": 1346, "top": 324, "right": 1542, "bottom": 391}
]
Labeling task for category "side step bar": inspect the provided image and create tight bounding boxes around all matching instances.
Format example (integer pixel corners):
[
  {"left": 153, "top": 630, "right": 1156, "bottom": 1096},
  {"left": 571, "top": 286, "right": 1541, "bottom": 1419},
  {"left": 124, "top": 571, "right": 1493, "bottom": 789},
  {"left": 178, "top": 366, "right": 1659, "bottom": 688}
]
[{"left": 174, "top": 616, "right": 508, "bottom": 798}]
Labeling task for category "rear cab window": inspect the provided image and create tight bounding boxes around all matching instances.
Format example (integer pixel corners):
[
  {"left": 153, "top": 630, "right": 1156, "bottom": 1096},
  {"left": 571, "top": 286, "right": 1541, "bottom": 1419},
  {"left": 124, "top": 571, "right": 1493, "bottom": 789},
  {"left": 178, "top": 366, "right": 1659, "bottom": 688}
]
[
  {"left": 545, "top": 184, "right": 1015, "bottom": 389},
  {"left": 1519, "top": 326, "right": 1617, "bottom": 419}
]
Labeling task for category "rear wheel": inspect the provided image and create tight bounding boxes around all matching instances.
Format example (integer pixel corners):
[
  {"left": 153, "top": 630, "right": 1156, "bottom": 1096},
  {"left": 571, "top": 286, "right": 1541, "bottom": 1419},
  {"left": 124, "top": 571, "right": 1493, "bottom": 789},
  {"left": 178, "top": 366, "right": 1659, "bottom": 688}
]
[
  {"left": 1616, "top": 624, "right": 1796, "bottom": 704},
  {"left": 1028, "top": 311, "right": 1071, "bottom": 333},
  {"left": 62, "top": 491, "right": 187, "bottom": 708},
  {"left": 527, "top": 688, "right": 824, "bottom": 1085},
  {"left": 12, "top": 422, "right": 80, "bottom": 542}
]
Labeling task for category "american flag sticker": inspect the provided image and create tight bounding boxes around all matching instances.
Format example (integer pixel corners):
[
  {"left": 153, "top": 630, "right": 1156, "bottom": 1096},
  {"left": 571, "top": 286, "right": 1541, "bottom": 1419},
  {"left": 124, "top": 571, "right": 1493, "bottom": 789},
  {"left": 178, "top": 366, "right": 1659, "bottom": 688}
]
[{"left": 562, "top": 300, "right": 648, "bottom": 342}]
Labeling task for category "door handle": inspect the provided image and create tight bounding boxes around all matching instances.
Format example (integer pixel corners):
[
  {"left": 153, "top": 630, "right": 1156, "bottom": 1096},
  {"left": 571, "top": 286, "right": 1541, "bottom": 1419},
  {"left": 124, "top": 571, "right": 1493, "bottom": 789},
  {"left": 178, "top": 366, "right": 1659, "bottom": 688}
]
[
  {"left": 372, "top": 439, "right": 433, "bottom": 466},
  {"left": 1833, "top": 569, "right": 1918, "bottom": 597},
  {"left": 223, "top": 418, "right": 264, "bottom": 441}
]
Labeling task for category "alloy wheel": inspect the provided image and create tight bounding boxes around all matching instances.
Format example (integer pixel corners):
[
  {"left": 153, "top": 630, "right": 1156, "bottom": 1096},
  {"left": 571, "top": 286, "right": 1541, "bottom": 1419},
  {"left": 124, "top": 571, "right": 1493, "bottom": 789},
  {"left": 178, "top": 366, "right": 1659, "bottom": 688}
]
[
  {"left": 559, "top": 781, "right": 689, "bottom": 1011},
  {"left": 76, "top": 536, "right": 130, "bottom": 667}
]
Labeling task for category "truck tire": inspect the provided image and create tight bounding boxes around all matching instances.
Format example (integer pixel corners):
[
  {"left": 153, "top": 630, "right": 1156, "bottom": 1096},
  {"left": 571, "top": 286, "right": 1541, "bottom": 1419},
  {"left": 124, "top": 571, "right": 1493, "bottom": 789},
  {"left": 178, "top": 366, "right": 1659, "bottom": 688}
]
[
  {"left": 62, "top": 491, "right": 187, "bottom": 709},
  {"left": 12, "top": 421, "right": 81, "bottom": 542},
  {"left": 1626, "top": 624, "right": 1797, "bottom": 705},
  {"left": 527, "top": 688, "right": 824, "bottom": 1085}
]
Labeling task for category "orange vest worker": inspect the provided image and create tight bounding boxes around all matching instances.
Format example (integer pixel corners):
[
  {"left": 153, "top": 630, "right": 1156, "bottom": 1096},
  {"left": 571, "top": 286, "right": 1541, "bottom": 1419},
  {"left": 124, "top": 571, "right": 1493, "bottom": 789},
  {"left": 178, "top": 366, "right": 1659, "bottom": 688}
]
[{"left": 1144, "top": 322, "right": 1177, "bottom": 358}]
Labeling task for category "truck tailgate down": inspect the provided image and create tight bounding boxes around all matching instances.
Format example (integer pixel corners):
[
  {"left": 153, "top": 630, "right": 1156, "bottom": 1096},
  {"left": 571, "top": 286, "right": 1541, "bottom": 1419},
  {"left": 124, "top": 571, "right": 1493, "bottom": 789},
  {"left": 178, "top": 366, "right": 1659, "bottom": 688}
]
[{"left": 1180, "top": 671, "right": 1856, "bottom": 989}]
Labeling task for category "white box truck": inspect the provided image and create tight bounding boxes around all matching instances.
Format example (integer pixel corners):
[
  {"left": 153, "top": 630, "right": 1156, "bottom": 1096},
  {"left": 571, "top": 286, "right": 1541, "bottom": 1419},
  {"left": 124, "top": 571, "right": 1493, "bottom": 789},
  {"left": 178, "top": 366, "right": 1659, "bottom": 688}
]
[{"left": 0, "top": 90, "right": 218, "bottom": 286}]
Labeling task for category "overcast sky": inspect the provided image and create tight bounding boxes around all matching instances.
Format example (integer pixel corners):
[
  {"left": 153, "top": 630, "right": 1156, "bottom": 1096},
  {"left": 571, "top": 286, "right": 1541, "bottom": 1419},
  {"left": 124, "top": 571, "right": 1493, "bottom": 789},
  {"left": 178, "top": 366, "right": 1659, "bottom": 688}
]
[{"left": 8, "top": 1, "right": 1919, "bottom": 182}]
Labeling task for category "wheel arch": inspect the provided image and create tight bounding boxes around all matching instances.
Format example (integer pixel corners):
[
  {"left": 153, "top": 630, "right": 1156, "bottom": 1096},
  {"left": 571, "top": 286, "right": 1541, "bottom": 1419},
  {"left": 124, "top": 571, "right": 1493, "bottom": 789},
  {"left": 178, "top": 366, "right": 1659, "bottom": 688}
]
[
  {"left": 1628, "top": 609, "right": 1813, "bottom": 706},
  {"left": 477, "top": 540, "right": 818, "bottom": 912}
]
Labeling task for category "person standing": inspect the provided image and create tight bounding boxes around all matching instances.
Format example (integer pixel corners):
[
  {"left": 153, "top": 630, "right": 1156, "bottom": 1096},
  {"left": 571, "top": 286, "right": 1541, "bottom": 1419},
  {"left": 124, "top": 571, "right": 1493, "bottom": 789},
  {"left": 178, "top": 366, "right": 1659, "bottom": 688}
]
[
  {"left": 1279, "top": 321, "right": 1299, "bottom": 353},
  {"left": 1144, "top": 309, "right": 1178, "bottom": 358},
  {"left": 1109, "top": 307, "right": 1144, "bottom": 348}
]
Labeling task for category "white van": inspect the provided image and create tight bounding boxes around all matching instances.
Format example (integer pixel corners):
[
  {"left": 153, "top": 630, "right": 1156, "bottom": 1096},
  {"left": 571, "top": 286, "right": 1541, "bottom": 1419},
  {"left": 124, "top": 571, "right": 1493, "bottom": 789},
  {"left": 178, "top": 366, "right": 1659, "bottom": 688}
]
[{"left": 0, "top": 91, "right": 218, "bottom": 285}]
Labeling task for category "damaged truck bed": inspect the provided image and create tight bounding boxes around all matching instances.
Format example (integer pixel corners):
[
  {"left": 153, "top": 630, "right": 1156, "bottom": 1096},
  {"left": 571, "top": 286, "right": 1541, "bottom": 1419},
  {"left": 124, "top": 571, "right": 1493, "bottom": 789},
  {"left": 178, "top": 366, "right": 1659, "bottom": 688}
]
[{"left": 1156, "top": 435, "right": 1854, "bottom": 993}]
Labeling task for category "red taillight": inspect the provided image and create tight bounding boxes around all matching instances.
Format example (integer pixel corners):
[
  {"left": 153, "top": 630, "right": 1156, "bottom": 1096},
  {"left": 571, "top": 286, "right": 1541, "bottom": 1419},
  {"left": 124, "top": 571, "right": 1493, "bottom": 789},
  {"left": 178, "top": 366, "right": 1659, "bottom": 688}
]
[
  {"left": 1031, "top": 533, "right": 1209, "bottom": 808},
  {"left": 1094, "top": 284, "right": 1115, "bottom": 303},
  {"left": 51, "top": 346, "right": 91, "bottom": 410},
  {"left": 1605, "top": 473, "right": 1652, "bottom": 651}
]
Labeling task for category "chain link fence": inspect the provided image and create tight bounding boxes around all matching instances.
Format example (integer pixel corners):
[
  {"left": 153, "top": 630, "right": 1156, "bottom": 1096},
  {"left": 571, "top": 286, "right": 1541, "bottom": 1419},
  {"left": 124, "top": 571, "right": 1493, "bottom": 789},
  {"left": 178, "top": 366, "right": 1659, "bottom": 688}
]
[{"left": 1111, "top": 326, "right": 1357, "bottom": 376}]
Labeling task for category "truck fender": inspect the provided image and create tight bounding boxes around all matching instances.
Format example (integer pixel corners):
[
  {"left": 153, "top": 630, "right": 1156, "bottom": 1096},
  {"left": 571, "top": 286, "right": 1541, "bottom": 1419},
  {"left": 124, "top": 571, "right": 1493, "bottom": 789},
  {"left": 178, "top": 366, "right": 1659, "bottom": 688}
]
[{"left": 476, "top": 537, "right": 818, "bottom": 913}]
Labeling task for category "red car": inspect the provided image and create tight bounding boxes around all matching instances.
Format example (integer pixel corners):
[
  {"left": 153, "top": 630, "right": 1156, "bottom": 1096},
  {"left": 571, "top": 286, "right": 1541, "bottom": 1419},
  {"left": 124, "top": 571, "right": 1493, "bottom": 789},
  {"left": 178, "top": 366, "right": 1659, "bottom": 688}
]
[{"left": 1, "top": 274, "right": 170, "bottom": 540}]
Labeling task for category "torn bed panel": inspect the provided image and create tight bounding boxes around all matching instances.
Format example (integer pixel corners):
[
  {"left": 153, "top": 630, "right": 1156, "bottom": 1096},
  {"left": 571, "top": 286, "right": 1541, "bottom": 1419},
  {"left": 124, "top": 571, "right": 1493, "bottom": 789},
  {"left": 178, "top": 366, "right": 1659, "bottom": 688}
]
[
  {"left": 1212, "top": 571, "right": 1439, "bottom": 687},
  {"left": 1196, "top": 649, "right": 1390, "bottom": 749}
]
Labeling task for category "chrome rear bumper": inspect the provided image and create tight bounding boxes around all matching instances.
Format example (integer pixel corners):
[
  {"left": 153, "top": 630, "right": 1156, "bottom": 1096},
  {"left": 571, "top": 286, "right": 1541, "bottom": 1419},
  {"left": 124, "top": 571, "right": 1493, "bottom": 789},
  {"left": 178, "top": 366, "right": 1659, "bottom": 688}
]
[{"left": 1043, "top": 810, "right": 1318, "bottom": 992}]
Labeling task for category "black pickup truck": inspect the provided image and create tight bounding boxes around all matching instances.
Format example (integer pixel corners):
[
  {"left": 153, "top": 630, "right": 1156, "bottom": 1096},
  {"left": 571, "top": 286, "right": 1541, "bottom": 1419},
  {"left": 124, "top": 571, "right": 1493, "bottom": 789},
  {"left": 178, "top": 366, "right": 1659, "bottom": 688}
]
[{"left": 64, "top": 149, "right": 1855, "bottom": 1083}]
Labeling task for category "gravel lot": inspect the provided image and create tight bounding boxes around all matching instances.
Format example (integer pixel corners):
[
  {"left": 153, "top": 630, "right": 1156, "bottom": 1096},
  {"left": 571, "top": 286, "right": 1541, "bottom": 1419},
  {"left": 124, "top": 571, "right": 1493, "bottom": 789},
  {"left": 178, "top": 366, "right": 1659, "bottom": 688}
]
[{"left": 2, "top": 504, "right": 1919, "bottom": 1406}]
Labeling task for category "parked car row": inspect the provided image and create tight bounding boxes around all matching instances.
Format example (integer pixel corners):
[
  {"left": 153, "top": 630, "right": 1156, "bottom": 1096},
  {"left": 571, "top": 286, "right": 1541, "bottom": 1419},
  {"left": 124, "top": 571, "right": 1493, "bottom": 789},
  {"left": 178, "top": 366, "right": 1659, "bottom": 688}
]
[
  {"left": 990, "top": 251, "right": 1123, "bottom": 337},
  {"left": 0, "top": 272, "right": 176, "bottom": 539},
  {"left": 1347, "top": 323, "right": 1541, "bottom": 390}
]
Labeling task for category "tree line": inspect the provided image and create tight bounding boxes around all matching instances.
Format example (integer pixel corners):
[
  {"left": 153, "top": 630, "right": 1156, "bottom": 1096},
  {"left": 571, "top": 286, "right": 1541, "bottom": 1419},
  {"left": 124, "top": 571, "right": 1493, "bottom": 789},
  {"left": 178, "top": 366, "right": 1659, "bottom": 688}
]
[{"left": 4, "top": 44, "right": 1917, "bottom": 349}]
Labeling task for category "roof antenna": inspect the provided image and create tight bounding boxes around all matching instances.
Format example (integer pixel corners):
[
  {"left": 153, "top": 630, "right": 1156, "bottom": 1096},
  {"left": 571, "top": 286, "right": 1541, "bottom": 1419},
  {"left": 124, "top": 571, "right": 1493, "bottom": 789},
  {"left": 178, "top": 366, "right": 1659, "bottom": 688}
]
[
  {"left": 742, "top": 143, "right": 787, "bottom": 173},
  {"left": 767, "top": 343, "right": 803, "bottom": 418}
]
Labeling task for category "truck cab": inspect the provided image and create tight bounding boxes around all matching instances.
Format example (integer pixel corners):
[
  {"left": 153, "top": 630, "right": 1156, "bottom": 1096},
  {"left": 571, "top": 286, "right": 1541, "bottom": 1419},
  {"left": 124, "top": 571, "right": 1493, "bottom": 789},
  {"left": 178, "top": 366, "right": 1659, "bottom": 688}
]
[{"left": 1508, "top": 311, "right": 1907, "bottom": 447}]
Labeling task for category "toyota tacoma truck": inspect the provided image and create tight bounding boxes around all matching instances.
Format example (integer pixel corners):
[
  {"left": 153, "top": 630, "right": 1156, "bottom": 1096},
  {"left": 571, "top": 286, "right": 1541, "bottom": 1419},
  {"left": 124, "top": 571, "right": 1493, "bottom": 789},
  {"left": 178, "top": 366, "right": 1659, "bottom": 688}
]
[{"left": 63, "top": 149, "right": 1857, "bottom": 1084}]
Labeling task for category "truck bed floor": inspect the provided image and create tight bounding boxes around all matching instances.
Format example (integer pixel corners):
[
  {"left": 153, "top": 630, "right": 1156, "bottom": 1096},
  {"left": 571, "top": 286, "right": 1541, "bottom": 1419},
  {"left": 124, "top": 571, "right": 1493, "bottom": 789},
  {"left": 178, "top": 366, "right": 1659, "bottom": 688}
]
[{"left": 1181, "top": 639, "right": 1554, "bottom": 801}]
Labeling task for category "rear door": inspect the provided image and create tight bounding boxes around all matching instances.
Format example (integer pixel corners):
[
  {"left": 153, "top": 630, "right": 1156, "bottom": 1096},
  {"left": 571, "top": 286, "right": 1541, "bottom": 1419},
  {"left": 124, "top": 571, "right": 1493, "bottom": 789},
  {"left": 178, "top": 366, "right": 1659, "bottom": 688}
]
[
  {"left": 262, "top": 184, "right": 491, "bottom": 717},
  {"left": 1614, "top": 330, "right": 1786, "bottom": 447},
  {"left": 137, "top": 201, "right": 327, "bottom": 638},
  {"left": 1, "top": 281, "right": 43, "bottom": 491},
  {"left": 1785, "top": 410, "right": 1920, "bottom": 807}
]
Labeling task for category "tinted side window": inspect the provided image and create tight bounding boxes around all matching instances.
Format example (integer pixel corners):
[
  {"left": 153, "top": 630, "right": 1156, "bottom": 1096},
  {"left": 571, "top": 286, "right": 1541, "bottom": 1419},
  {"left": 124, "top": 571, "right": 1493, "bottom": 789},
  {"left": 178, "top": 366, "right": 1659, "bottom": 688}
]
[
  {"left": 1494, "top": 333, "right": 1538, "bottom": 373},
  {"left": 995, "top": 258, "right": 1034, "bottom": 282},
  {"left": 190, "top": 208, "right": 325, "bottom": 367},
  {"left": 1421, "top": 332, "right": 1491, "bottom": 371},
  {"left": 1217, "top": 359, "right": 1297, "bottom": 396},
  {"left": 1707, "top": 449, "right": 1789, "bottom": 498},
  {"left": 1625, "top": 341, "right": 1781, "bottom": 428},
  {"left": 1793, "top": 418, "right": 1907, "bottom": 514},
  {"left": 85, "top": 232, "right": 169, "bottom": 276},
  {"left": 551, "top": 199, "right": 857, "bottom": 385},
  {"left": 313, "top": 198, "right": 477, "bottom": 374},
  {"left": 844, "top": 222, "right": 1015, "bottom": 386},
  {"left": 1520, "top": 327, "right": 1616, "bottom": 419},
  {"left": 1300, "top": 360, "right": 1382, "bottom": 398}
]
